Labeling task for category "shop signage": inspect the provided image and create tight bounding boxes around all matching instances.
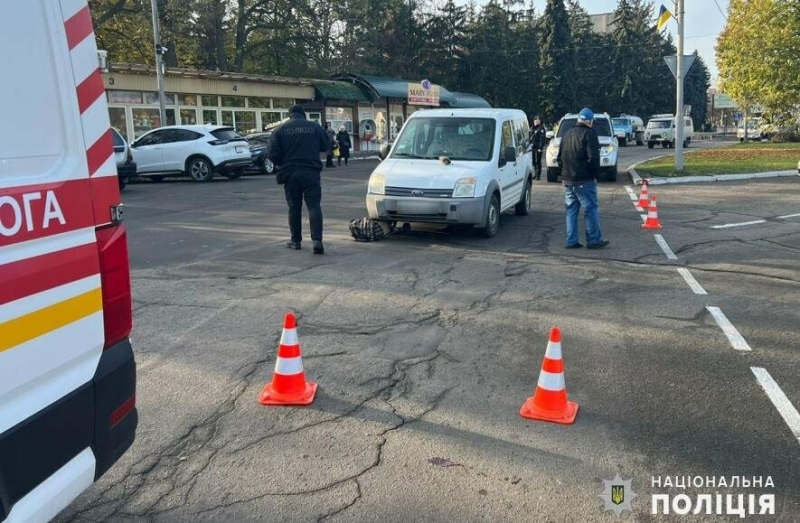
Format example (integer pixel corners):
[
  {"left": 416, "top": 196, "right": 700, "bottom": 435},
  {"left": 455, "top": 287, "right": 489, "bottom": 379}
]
[{"left": 408, "top": 82, "right": 440, "bottom": 106}]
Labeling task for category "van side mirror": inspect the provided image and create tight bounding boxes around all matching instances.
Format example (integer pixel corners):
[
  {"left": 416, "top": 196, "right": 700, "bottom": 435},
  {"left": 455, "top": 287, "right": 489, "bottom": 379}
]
[
  {"left": 545, "top": 131, "right": 554, "bottom": 139},
  {"left": 504, "top": 146, "right": 516, "bottom": 163},
  {"left": 378, "top": 143, "right": 390, "bottom": 160}
]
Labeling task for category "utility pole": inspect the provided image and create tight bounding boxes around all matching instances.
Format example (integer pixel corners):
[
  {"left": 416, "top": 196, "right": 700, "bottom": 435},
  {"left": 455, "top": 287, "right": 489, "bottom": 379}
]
[
  {"left": 674, "top": 0, "right": 685, "bottom": 171},
  {"left": 150, "top": 0, "right": 167, "bottom": 127}
]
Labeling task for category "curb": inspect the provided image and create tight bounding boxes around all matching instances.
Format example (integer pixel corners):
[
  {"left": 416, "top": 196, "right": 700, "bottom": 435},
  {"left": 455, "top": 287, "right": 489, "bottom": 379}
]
[{"left": 628, "top": 160, "right": 799, "bottom": 186}]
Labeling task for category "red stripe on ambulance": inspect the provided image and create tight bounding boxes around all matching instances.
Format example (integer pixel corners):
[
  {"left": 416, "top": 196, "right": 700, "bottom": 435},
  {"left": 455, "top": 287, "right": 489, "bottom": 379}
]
[
  {"left": 86, "top": 129, "right": 113, "bottom": 177},
  {"left": 76, "top": 69, "right": 105, "bottom": 114},
  {"left": 0, "top": 243, "right": 99, "bottom": 306},
  {"left": 64, "top": 5, "right": 93, "bottom": 50},
  {"left": 0, "top": 180, "right": 95, "bottom": 248}
]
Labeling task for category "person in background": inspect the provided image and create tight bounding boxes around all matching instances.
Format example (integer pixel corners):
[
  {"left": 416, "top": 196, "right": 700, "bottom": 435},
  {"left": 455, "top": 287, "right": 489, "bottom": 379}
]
[
  {"left": 530, "top": 115, "right": 547, "bottom": 180},
  {"left": 336, "top": 126, "right": 352, "bottom": 166},
  {"left": 325, "top": 122, "right": 336, "bottom": 168},
  {"left": 556, "top": 107, "right": 609, "bottom": 250},
  {"left": 269, "top": 105, "right": 330, "bottom": 254}
]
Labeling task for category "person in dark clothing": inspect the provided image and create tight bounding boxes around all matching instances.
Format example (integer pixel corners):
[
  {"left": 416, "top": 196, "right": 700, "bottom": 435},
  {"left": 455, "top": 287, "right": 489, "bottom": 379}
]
[
  {"left": 556, "top": 108, "right": 609, "bottom": 250},
  {"left": 530, "top": 115, "right": 547, "bottom": 180},
  {"left": 325, "top": 123, "right": 336, "bottom": 167},
  {"left": 269, "top": 105, "right": 330, "bottom": 254},
  {"left": 336, "top": 126, "right": 351, "bottom": 166}
]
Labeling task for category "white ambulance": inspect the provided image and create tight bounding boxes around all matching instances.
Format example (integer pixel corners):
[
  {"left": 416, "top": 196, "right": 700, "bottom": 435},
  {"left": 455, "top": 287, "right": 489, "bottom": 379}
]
[{"left": 0, "top": 1, "right": 137, "bottom": 522}]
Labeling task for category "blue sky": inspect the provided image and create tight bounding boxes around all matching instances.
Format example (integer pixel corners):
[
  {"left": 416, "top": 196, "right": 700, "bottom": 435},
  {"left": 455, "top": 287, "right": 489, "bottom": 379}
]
[{"left": 464, "top": 0, "right": 729, "bottom": 84}]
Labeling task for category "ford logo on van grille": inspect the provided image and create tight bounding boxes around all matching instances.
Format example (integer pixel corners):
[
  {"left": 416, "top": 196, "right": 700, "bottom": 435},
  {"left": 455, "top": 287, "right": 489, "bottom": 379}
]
[
  {"left": 411, "top": 190, "right": 424, "bottom": 196},
  {"left": 386, "top": 186, "right": 454, "bottom": 198}
]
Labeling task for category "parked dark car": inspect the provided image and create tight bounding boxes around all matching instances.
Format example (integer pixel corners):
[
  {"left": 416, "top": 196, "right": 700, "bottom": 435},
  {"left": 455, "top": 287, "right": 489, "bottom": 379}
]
[
  {"left": 245, "top": 132, "right": 275, "bottom": 174},
  {"left": 112, "top": 128, "right": 136, "bottom": 190}
]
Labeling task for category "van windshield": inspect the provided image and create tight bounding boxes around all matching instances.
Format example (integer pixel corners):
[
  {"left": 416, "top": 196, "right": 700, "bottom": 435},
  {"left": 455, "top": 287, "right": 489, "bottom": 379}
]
[
  {"left": 390, "top": 117, "right": 496, "bottom": 161},
  {"left": 647, "top": 120, "right": 673, "bottom": 129},
  {"left": 612, "top": 118, "right": 629, "bottom": 127}
]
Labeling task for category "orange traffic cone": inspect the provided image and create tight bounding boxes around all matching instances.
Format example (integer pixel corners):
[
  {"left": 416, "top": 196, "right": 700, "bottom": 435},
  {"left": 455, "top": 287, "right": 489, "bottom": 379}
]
[
  {"left": 636, "top": 180, "right": 651, "bottom": 210},
  {"left": 520, "top": 327, "right": 579, "bottom": 424},
  {"left": 641, "top": 196, "right": 663, "bottom": 229},
  {"left": 258, "top": 313, "right": 318, "bottom": 406}
]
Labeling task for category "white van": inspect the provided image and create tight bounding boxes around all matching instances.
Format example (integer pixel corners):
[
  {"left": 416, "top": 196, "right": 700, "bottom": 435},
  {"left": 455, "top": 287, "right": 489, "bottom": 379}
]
[
  {"left": 366, "top": 109, "right": 533, "bottom": 237},
  {"left": 645, "top": 114, "right": 695, "bottom": 148},
  {"left": 1, "top": 2, "right": 137, "bottom": 522}
]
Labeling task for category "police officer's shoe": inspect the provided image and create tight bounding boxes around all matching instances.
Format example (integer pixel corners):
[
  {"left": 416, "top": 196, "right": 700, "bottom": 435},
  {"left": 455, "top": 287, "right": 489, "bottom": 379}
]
[
  {"left": 313, "top": 241, "right": 324, "bottom": 254},
  {"left": 286, "top": 241, "right": 301, "bottom": 250}
]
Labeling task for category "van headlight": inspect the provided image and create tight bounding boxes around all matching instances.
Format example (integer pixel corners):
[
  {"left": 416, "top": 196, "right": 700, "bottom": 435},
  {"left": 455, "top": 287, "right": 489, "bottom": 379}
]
[
  {"left": 368, "top": 173, "right": 385, "bottom": 195},
  {"left": 453, "top": 176, "right": 477, "bottom": 198},
  {"left": 547, "top": 145, "right": 559, "bottom": 159},
  {"left": 601, "top": 144, "right": 616, "bottom": 156}
]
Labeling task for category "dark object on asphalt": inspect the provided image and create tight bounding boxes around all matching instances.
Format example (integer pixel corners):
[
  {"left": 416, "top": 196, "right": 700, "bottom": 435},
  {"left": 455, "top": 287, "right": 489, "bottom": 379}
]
[
  {"left": 313, "top": 240, "right": 324, "bottom": 254},
  {"left": 428, "top": 457, "right": 462, "bottom": 468},
  {"left": 587, "top": 240, "right": 610, "bottom": 249},
  {"left": 349, "top": 218, "right": 394, "bottom": 242}
]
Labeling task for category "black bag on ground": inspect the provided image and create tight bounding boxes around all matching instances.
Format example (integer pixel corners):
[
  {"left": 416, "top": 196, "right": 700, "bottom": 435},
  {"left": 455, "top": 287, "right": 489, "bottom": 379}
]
[{"left": 349, "top": 218, "right": 394, "bottom": 242}]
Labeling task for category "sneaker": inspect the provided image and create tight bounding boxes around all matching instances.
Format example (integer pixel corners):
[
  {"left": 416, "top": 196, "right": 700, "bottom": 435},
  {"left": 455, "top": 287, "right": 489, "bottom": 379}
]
[
  {"left": 286, "top": 241, "right": 301, "bottom": 250},
  {"left": 565, "top": 242, "right": 583, "bottom": 249},
  {"left": 313, "top": 240, "right": 324, "bottom": 254},
  {"left": 587, "top": 240, "right": 610, "bottom": 249}
]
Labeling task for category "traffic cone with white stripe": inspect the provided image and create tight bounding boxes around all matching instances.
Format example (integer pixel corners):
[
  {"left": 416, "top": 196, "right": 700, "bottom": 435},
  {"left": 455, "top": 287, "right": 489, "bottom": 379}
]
[
  {"left": 641, "top": 196, "right": 663, "bottom": 229},
  {"left": 258, "top": 313, "right": 317, "bottom": 406},
  {"left": 636, "top": 180, "right": 651, "bottom": 210},
  {"left": 519, "top": 327, "right": 578, "bottom": 424}
]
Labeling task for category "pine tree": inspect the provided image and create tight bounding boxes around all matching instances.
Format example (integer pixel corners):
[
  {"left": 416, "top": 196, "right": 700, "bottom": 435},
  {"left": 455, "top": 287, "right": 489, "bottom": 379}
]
[{"left": 538, "top": 0, "right": 573, "bottom": 122}]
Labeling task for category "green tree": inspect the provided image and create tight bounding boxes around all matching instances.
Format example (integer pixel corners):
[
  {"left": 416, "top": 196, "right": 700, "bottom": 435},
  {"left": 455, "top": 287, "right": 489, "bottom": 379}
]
[
  {"left": 684, "top": 52, "right": 711, "bottom": 128},
  {"left": 538, "top": 0, "right": 573, "bottom": 122},
  {"left": 717, "top": 0, "right": 800, "bottom": 119}
]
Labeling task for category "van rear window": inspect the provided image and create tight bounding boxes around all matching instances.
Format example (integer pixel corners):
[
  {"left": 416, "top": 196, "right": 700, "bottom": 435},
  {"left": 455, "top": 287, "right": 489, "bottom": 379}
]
[{"left": 391, "top": 117, "right": 496, "bottom": 161}]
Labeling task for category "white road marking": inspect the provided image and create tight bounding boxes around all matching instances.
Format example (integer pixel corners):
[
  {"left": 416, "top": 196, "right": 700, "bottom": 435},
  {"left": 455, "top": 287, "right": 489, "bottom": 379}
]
[
  {"left": 777, "top": 212, "right": 800, "bottom": 220},
  {"left": 751, "top": 367, "right": 800, "bottom": 446},
  {"left": 640, "top": 214, "right": 647, "bottom": 222},
  {"left": 677, "top": 268, "right": 707, "bottom": 295},
  {"left": 624, "top": 185, "right": 639, "bottom": 202},
  {"left": 711, "top": 220, "right": 767, "bottom": 229},
  {"left": 654, "top": 234, "right": 677, "bottom": 260},
  {"left": 706, "top": 306, "right": 752, "bottom": 351}
]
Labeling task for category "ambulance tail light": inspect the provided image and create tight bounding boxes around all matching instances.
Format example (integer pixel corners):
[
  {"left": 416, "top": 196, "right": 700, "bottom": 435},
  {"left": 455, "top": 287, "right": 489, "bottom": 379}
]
[{"left": 96, "top": 224, "right": 133, "bottom": 348}]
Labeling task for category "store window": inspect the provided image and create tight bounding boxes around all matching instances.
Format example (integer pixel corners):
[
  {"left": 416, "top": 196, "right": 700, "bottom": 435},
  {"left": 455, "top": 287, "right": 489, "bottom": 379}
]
[
  {"left": 221, "top": 96, "right": 245, "bottom": 108},
  {"left": 220, "top": 110, "right": 255, "bottom": 133},
  {"left": 326, "top": 107, "right": 353, "bottom": 134},
  {"left": 132, "top": 108, "right": 175, "bottom": 137},
  {"left": 180, "top": 108, "right": 198, "bottom": 125},
  {"left": 144, "top": 92, "right": 176, "bottom": 106},
  {"left": 108, "top": 91, "right": 142, "bottom": 104},
  {"left": 272, "top": 98, "right": 294, "bottom": 109},
  {"left": 178, "top": 94, "right": 198, "bottom": 106},
  {"left": 202, "top": 95, "right": 218, "bottom": 107},
  {"left": 260, "top": 111, "right": 283, "bottom": 130},
  {"left": 108, "top": 107, "right": 128, "bottom": 136},
  {"left": 248, "top": 97, "right": 270, "bottom": 108},
  {"left": 202, "top": 110, "right": 218, "bottom": 125}
]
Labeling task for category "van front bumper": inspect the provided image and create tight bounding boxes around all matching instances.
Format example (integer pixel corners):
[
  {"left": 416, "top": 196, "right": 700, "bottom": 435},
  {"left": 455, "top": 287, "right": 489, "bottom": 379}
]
[{"left": 366, "top": 195, "right": 485, "bottom": 224}]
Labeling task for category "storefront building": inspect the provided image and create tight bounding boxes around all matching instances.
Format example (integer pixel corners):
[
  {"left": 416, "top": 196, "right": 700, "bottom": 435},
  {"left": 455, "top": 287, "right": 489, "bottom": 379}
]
[{"left": 102, "top": 64, "right": 491, "bottom": 152}]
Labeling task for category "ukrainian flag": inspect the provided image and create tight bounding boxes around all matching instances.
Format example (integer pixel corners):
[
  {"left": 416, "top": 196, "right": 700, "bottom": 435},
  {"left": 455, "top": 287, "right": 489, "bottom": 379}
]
[{"left": 656, "top": 5, "right": 673, "bottom": 31}]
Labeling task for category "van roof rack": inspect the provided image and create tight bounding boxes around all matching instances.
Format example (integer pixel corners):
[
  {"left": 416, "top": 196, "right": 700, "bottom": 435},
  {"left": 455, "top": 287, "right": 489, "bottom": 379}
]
[{"left": 651, "top": 114, "right": 674, "bottom": 118}]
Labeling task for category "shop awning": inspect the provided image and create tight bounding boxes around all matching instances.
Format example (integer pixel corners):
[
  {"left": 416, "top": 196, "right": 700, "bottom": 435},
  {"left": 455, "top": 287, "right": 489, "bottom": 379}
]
[
  {"left": 333, "top": 74, "right": 458, "bottom": 105},
  {"left": 448, "top": 92, "right": 492, "bottom": 108},
  {"left": 314, "top": 81, "right": 371, "bottom": 102}
]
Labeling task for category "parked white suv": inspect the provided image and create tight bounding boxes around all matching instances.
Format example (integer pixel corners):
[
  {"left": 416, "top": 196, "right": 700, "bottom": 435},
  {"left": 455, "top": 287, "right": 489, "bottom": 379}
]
[
  {"left": 131, "top": 125, "right": 252, "bottom": 182},
  {"left": 545, "top": 112, "right": 619, "bottom": 182}
]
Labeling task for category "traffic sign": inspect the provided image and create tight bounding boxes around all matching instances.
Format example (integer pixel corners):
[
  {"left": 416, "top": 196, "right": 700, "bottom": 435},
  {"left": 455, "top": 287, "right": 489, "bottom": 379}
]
[{"left": 664, "top": 55, "right": 696, "bottom": 79}]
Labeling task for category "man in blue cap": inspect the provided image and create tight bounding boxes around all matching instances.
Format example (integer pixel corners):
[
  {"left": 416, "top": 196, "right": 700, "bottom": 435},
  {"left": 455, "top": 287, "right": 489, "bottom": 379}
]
[{"left": 556, "top": 108, "right": 609, "bottom": 249}]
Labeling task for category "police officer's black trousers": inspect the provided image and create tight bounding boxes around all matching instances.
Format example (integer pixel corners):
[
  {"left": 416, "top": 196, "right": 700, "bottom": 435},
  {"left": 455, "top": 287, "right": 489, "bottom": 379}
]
[
  {"left": 284, "top": 169, "right": 323, "bottom": 243},
  {"left": 532, "top": 149, "right": 543, "bottom": 178}
]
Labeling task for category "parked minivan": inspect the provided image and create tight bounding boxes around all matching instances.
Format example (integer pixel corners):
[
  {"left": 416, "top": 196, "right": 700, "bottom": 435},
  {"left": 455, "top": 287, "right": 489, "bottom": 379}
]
[
  {"left": 645, "top": 114, "right": 695, "bottom": 148},
  {"left": 366, "top": 109, "right": 533, "bottom": 238},
  {"left": 1, "top": 2, "right": 137, "bottom": 522}
]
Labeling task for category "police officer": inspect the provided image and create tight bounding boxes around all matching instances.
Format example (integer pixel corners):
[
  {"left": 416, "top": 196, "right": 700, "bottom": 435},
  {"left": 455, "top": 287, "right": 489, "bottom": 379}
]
[
  {"left": 269, "top": 105, "right": 330, "bottom": 254},
  {"left": 556, "top": 108, "right": 609, "bottom": 250},
  {"left": 530, "top": 115, "right": 547, "bottom": 180}
]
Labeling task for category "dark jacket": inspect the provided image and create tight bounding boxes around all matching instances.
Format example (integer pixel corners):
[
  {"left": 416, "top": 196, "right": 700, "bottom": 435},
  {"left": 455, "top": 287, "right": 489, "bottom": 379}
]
[
  {"left": 556, "top": 122, "right": 600, "bottom": 183},
  {"left": 269, "top": 114, "right": 329, "bottom": 172},
  {"left": 531, "top": 124, "right": 547, "bottom": 150},
  {"left": 336, "top": 130, "right": 351, "bottom": 150}
]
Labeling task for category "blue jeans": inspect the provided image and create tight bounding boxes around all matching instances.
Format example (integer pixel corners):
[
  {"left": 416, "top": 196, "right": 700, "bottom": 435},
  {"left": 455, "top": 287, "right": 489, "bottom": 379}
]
[{"left": 564, "top": 181, "right": 603, "bottom": 246}]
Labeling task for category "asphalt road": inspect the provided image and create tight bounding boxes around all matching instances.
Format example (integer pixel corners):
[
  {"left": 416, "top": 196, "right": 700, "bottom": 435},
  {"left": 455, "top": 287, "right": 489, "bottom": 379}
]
[{"left": 58, "top": 142, "right": 800, "bottom": 522}]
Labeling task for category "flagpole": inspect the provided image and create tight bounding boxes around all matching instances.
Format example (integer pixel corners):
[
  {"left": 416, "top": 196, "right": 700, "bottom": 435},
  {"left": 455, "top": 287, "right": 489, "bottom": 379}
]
[{"left": 674, "top": 0, "right": 685, "bottom": 172}]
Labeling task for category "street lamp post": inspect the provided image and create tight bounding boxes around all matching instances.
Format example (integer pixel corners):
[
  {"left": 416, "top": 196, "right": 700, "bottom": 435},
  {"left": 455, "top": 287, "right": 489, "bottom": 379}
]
[
  {"left": 150, "top": 0, "right": 167, "bottom": 126},
  {"left": 674, "top": 0, "right": 685, "bottom": 172}
]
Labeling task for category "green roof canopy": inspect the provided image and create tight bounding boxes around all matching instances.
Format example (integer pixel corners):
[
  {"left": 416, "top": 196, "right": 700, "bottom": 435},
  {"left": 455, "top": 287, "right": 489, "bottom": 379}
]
[
  {"left": 448, "top": 92, "right": 492, "bottom": 108},
  {"left": 314, "top": 81, "right": 370, "bottom": 102}
]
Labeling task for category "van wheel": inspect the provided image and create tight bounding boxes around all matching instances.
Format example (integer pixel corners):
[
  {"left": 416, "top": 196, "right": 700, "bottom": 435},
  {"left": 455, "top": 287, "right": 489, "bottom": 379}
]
[
  {"left": 684, "top": 138, "right": 690, "bottom": 148},
  {"left": 647, "top": 142, "right": 654, "bottom": 149},
  {"left": 662, "top": 142, "right": 670, "bottom": 149},
  {"left": 481, "top": 194, "right": 500, "bottom": 238},
  {"left": 515, "top": 178, "right": 532, "bottom": 216},
  {"left": 187, "top": 157, "right": 214, "bottom": 182},
  {"left": 547, "top": 167, "right": 559, "bottom": 183}
]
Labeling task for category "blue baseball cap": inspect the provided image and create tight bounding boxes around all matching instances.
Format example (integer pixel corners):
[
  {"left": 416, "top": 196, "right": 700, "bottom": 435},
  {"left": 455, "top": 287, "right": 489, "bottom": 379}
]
[{"left": 578, "top": 108, "right": 594, "bottom": 122}]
